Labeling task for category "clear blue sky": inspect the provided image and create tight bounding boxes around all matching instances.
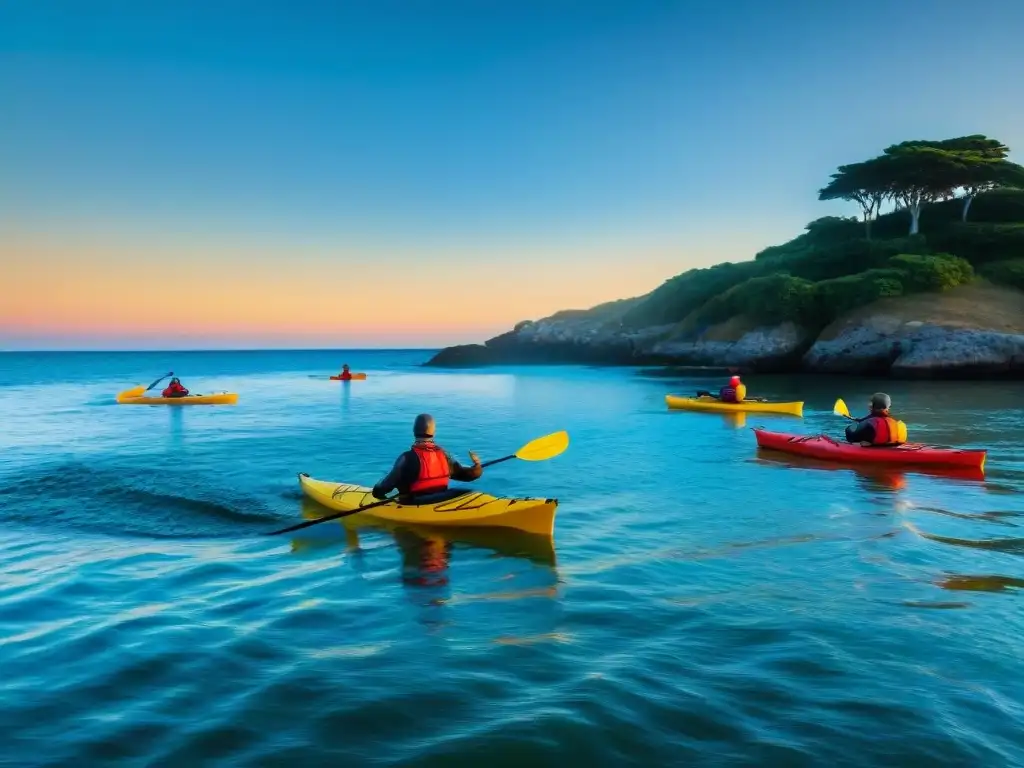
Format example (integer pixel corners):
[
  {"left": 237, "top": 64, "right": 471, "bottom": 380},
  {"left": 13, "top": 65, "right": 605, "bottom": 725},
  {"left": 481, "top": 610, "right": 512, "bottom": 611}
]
[{"left": 2, "top": 0, "right": 1023, "bottom": 349}]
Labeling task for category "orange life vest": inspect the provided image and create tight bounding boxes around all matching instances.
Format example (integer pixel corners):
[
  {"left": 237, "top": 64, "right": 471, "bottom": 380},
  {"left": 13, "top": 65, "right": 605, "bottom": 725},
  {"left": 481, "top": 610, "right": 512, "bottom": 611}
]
[
  {"left": 866, "top": 414, "right": 905, "bottom": 446},
  {"left": 340, "top": 372, "right": 352, "bottom": 381},
  {"left": 409, "top": 443, "right": 450, "bottom": 494}
]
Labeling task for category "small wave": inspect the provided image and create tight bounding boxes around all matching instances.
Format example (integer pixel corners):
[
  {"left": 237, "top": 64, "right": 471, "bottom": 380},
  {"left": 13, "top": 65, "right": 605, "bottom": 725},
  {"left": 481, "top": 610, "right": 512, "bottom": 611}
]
[
  {"left": 903, "top": 520, "right": 1024, "bottom": 556},
  {"left": 0, "top": 462, "right": 280, "bottom": 540},
  {"left": 913, "top": 506, "right": 1021, "bottom": 528}
]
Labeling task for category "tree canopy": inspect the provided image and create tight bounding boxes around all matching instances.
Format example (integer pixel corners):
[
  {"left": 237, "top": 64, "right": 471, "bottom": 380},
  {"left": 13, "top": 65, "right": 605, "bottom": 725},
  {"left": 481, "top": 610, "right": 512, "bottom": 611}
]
[{"left": 819, "top": 134, "right": 1024, "bottom": 235}]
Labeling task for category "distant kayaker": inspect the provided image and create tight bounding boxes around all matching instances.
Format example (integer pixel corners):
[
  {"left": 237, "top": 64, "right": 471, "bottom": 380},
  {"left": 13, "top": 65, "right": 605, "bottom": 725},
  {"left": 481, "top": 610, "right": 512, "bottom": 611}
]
[
  {"left": 372, "top": 413, "right": 483, "bottom": 501},
  {"left": 844, "top": 393, "right": 907, "bottom": 446},
  {"left": 161, "top": 377, "right": 189, "bottom": 398},
  {"left": 696, "top": 375, "right": 747, "bottom": 404},
  {"left": 339, "top": 364, "right": 353, "bottom": 381}
]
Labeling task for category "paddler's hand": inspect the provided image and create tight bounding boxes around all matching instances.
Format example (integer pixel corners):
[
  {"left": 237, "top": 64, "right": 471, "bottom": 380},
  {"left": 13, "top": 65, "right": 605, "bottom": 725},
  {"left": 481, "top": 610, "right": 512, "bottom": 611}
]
[
  {"left": 371, "top": 484, "right": 387, "bottom": 500},
  {"left": 467, "top": 451, "right": 481, "bottom": 467}
]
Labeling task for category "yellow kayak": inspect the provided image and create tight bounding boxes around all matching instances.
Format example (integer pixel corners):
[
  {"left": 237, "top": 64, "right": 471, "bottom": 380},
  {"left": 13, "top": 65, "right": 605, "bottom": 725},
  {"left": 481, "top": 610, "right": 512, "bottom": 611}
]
[
  {"left": 665, "top": 394, "right": 803, "bottom": 417},
  {"left": 298, "top": 473, "right": 558, "bottom": 536},
  {"left": 116, "top": 386, "right": 238, "bottom": 405},
  {"left": 294, "top": 498, "right": 557, "bottom": 565}
]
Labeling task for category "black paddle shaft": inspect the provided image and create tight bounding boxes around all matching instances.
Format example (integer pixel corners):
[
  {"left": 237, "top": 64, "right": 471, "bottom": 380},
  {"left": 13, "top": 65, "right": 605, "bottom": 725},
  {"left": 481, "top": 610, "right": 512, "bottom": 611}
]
[
  {"left": 266, "top": 495, "right": 397, "bottom": 535},
  {"left": 480, "top": 453, "right": 514, "bottom": 468}
]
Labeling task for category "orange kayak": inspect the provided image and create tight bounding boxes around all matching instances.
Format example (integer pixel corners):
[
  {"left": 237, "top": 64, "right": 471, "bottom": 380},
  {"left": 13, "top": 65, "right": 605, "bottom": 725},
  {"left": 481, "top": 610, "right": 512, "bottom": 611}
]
[{"left": 329, "top": 373, "right": 367, "bottom": 381}]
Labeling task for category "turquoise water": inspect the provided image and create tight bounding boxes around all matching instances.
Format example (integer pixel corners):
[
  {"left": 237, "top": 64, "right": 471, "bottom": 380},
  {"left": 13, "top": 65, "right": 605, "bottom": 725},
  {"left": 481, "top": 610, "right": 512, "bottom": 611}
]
[{"left": 2, "top": 350, "right": 1024, "bottom": 766}]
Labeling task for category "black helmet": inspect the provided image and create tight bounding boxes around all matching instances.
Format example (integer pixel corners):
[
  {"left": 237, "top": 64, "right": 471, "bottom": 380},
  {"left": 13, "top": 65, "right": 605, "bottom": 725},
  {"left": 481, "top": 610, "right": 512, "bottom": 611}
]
[
  {"left": 413, "top": 413, "right": 435, "bottom": 438},
  {"left": 871, "top": 392, "right": 891, "bottom": 411}
]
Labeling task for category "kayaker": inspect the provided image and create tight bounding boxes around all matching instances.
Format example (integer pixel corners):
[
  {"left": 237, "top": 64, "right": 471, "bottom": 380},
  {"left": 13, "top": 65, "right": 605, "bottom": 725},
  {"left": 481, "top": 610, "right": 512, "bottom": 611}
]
[
  {"left": 339, "top": 364, "right": 353, "bottom": 382},
  {"left": 372, "top": 413, "right": 483, "bottom": 501},
  {"left": 844, "top": 393, "right": 907, "bottom": 446},
  {"left": 696, "top": 375, "right": 747, "bottom": 403},
  {"left": 161, "top": 377, "right": 189, "bottom": 398}
]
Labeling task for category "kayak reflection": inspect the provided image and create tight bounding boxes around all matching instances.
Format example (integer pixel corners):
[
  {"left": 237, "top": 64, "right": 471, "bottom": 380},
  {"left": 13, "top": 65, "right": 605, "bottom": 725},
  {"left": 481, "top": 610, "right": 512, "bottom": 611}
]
[{"left": 722, "top": 412, "right": 747, "bottom": 430}]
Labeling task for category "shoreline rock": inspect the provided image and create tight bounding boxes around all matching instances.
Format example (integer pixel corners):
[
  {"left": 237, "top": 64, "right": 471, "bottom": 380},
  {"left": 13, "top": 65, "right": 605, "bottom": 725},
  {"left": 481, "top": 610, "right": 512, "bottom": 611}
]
[{"left": 425, "top": 284, "right": 1024, "bottom": 378}]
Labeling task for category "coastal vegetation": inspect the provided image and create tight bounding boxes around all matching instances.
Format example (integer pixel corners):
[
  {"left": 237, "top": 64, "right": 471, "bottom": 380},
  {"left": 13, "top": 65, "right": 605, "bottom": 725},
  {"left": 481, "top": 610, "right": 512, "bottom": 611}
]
[
  {"left": 427, "top": 133, "right": 1024, "bottom": 375},
  {"left": 616, "top": 134, "right": 1024, "bottom": 338}
]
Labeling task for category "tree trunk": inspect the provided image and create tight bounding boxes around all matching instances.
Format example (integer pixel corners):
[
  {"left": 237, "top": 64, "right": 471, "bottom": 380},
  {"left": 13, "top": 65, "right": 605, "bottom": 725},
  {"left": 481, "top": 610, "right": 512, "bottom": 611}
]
[
  {"left": 908, "top": 202, "right": 921, "bottom": 235},
  {"left": 962, "top": 194, "right": 974, "bottom": 222},
  {"left": 863, "top": 215, "right": 872, "bottom": 240}
]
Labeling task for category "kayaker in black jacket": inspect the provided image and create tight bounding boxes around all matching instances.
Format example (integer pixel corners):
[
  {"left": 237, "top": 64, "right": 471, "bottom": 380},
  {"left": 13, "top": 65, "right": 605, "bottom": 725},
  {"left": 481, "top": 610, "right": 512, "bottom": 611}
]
[
  {"left": 845, "top": 393, "right": 906, "bottom": 446},
  {"left": 372, "top": 414, "right": 483, "bottom": 501}
]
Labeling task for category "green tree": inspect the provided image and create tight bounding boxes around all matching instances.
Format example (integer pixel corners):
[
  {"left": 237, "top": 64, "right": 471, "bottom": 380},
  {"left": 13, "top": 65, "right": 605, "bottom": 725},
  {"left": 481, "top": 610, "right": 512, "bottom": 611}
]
[
  {"left": 890, "top": 135, "right": 1024, "bottom": 222},
  {"left": 881, "top": 144, "right": 968, "bottom": 235},
  {"left": 818, "top": 159, "right": 891, "bottom": 239}
]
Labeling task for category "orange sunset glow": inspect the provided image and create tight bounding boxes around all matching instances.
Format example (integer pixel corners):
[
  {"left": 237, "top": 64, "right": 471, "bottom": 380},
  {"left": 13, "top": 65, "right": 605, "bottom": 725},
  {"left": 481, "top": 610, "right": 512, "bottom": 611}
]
[{"left": 2, "top": 227, "right": 760, "bottom": 348}]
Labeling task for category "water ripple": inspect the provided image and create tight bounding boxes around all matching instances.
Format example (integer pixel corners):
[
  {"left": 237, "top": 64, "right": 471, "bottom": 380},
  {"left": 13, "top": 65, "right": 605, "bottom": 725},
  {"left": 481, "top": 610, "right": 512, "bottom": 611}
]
[{"left": 2, "top": 355, "right": 1024, "bottom": 763}]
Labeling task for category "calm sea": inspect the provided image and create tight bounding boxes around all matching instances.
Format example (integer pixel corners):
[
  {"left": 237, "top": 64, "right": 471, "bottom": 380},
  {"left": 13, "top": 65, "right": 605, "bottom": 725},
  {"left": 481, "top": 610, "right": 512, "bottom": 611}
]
[{"left": 1, "top": 350, "right": 1023, "bottom": 766}]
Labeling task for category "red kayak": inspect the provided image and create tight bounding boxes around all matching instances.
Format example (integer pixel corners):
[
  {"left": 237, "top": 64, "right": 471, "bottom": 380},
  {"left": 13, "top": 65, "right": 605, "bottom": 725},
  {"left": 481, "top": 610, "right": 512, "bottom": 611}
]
[{"left": 753, "top": 428, "right": 987, "bottom": 473}]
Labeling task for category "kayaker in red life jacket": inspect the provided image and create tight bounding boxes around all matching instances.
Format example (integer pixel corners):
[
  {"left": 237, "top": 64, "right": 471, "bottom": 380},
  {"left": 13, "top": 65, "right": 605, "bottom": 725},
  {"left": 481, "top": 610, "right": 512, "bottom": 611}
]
[
  {"left": 372, "top": 414, "right": 483, "bottom": 501},
  {"left": 161, "top": 377, "right": 189, "bottom": 398},
  {"left": 339, "top": 364, "right": 352, "bottom": 381},
  {"left": 844, "top": 393, "right": 907, "bottom": 446},
  {"left": 696, "top": 376, "right": 747, "bottom": 403}
]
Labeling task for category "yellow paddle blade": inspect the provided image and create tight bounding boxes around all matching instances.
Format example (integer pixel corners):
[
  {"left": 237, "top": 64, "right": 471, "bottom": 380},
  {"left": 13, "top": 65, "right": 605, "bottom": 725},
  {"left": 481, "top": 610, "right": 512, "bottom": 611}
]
[
  {"left": 833, "top": 398, "right": 850, "bottom": 418},
  {"left": 116, "top": 386, "right": 146, "bottom": 402},
  {"left": 514, "top": 431, "right": 569, "bottom": 462}
]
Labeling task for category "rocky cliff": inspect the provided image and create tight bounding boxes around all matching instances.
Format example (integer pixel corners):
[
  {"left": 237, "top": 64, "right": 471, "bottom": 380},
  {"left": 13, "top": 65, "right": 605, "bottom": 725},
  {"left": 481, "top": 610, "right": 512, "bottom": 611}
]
[{"left": 427, "top": 282, "right": 1024, "bottom": 378}]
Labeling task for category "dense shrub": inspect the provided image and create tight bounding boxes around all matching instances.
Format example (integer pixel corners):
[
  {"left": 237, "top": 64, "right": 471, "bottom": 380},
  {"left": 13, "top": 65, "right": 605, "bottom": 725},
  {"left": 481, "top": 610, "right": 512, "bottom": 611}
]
[
  {"left": 925, "top": 223, "right": 1024, "bottom": 265},
  {"left": 547, "top": 297, "right": 637, "bottom": 323},
  {"left": 980, "top": 259, "right": 1024, "bottom": 290},
  {"left": 686, "top": 274, "right": 817, "bottom": 330},
  {"left": 621, "top": 260, "right": 763, "bottom": 328},
  {"left": 812, "top": 269, "right": 905, "bottom": 326},
  {"left": 801, "top": 216, "right": 863, "bottom": 245},
  {"left": 889, "top": 253, "right": 974, "bottom": 291},
  {"left": 756, "top": 235, "right": 928, "bottom": 283}
]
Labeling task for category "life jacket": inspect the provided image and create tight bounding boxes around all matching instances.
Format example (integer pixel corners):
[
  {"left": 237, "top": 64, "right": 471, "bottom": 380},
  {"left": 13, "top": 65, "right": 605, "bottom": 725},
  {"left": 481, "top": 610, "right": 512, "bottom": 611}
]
[
  {"left": 162, "top": 381, "right": 189, "bottom": 397},
  {"left": 865, "top": 413, "right": 908, "bottom": 446},
  {"left": 340, "top": 371, "right": 352, "bottom": 381},
  {"left": 408, "top": 443, "right": 450, "bottom": 494}
]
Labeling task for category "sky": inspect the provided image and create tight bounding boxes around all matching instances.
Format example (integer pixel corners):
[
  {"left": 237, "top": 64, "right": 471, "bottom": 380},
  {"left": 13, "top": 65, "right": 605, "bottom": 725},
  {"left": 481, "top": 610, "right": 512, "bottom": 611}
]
[{"left": 2, "top": 0, "right": 1023, "bottom": 350}]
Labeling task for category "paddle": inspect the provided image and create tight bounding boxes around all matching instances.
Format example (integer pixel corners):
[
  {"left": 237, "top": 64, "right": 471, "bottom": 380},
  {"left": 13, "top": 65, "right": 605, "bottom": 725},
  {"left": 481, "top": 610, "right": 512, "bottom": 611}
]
[
  {"left": 265, "top": 430, "right": 570, "bottom": 536},
  {"left": 147, "top": 371, "right": 174, "bottom": 392},
  {"left": 833, "top": 398, "right": 856, "bottom": 421}
]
